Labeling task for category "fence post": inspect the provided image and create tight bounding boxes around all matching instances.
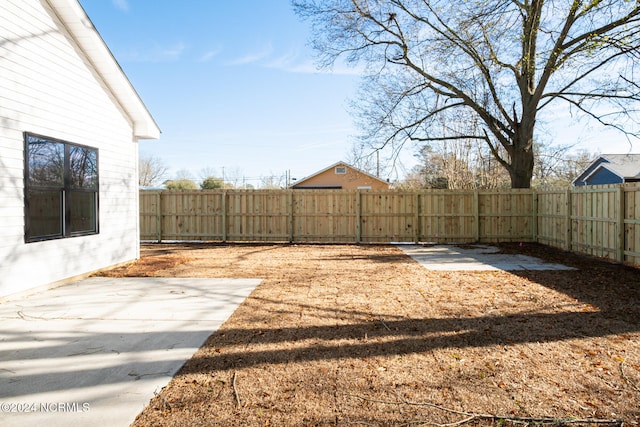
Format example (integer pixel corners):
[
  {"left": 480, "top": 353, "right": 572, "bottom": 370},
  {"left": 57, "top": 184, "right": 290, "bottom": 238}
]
[
  {"left": 356, "top": 190, "right": 362, "bottom": 243},
  {"left": 288, "top": 190, "right": 294, "bottom": 243},
  {"left": 473, "top": 191, "right": 480, "bottom": 242},
  {"left": 565, "top": 188, "right": 572, "bottom": 251},
  {"left": 617, "top": 186, "right": 625, "bottom": 262},
  {"left": 414, "top": 192, "right": 420, "bottom": 244},
  {"left": 156, "top": 191, "right": 162, "bottom": 243},
  {"left": 221, "top": 190, "right": 227, "bottom": 242},
  {"left": 532, "top": 190, "right": 538, "bottom": 242}
]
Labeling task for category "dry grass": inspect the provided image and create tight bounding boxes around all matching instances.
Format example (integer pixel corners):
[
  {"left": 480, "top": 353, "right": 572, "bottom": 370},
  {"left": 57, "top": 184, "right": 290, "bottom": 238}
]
[{"left": 98, "top": 243, "right": 640, "bottom": 426}]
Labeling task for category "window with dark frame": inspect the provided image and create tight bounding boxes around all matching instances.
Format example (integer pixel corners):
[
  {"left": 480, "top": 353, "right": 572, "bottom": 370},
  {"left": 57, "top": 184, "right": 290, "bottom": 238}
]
[{"left": 24, "top": 133, "right": 99, "bottom": 242}]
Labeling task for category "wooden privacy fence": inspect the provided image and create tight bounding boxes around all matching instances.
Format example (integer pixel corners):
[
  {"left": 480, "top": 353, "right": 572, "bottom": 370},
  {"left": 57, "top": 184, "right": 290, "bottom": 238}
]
[
  {"left": 536, "top": 184, "right": 640, "bottom": 265},
  {"left": 140, "top": 185, "right": 640, "bottom": 266}
]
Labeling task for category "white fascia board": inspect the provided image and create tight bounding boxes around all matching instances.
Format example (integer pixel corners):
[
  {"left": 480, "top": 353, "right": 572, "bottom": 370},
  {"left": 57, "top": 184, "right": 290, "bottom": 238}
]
[{"left": 46, "top": 0, "right": 160, "bottom": 140}]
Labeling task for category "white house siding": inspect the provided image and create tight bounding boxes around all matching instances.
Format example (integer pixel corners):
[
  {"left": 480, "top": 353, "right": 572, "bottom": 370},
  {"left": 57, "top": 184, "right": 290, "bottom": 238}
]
[{"left": 0, "top": 0, "right": 141, "bottom": 297}]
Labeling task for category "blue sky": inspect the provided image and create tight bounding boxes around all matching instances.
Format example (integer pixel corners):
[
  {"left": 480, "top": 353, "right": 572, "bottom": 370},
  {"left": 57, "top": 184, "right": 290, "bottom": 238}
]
[
  {"left": 78, "top": 1, "right": 637, "bottom": 187},
  {"left": 78, "top": 0, "right": 384, "bottom": 187}
]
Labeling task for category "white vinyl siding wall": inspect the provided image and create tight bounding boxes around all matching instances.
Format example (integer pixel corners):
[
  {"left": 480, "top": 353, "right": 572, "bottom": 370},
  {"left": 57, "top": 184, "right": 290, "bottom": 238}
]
[{"left": 0, "top": 0, "right": 140, "bottom": 297}]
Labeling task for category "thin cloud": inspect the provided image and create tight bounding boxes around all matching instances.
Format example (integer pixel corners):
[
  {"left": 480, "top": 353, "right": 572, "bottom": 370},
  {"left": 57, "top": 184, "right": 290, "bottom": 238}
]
[
  {"left": 120, "top": 42, "right": 186, "bottom": 62},
  {"left": 265, "top": 50, "right": 365, "bottom": 76},
  {"left": 225, "top": 43, "right": 273, "bottom": 66},
  {"left": 160, "top": 43, "right": 186, "bottom": 60},
  {"left": 112, "top": 0, "right": 129, "bottom": 12},
  {"left": 198, "top": 46, "right": 223, "bottom": 63},
  {"left": 264, "top": 50, "right": 318, "bottom": 73},
  {"left": 224, "top": 42, "right": 365, "bottom": 75}
]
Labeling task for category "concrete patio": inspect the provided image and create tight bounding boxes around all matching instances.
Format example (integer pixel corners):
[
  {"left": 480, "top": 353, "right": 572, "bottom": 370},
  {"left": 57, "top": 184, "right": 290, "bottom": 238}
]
[
  {"left": 398, "top": 244, "right": 576, "bottom": 271},
  {"left": 0, "top": 277, "right": 261, "bottom": 427}
]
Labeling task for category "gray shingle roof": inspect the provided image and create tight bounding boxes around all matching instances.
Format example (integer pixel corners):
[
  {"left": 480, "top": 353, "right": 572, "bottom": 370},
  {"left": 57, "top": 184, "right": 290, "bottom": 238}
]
[{"left": 599, "top": 154, "right": 640, "bottom": 179}]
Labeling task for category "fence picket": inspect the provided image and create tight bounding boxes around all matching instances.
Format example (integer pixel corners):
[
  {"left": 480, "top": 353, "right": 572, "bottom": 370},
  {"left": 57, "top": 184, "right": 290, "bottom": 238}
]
[{"left": 140, "top": 185, "right": 640, "bottom": 267}]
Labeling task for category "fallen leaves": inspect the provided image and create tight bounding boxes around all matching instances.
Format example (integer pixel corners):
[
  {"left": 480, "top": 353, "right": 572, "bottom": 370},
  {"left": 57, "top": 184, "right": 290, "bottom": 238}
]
[{"left": 121, "top": 243, "right": 640, "bottom": 426}]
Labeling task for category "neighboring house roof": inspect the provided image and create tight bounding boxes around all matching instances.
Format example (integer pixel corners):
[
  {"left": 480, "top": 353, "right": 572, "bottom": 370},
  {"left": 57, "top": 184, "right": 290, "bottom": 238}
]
[
  {"left": 291, "top": 161, "right": 389, "bottom": 189},
  {"left": 48, "top": 0, "right": 160, "bottom": 139},
  {"left": 573, "top": 154, "right": 640, "bottom": 185}
]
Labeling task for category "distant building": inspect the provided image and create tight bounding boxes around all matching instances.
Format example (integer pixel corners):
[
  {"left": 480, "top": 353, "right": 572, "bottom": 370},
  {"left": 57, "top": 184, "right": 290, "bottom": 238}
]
[
  {"left": 572, "top": 154, "right": 640, "bottom": 186},
  {"left": 291, "top": 161, "right": 390, "bottom": 190}
]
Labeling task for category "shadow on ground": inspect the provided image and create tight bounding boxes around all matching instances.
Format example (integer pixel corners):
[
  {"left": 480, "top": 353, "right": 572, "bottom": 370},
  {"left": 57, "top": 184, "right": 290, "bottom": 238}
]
[{"left": 179, "top": 244, "right": 640, "bottom": 373}]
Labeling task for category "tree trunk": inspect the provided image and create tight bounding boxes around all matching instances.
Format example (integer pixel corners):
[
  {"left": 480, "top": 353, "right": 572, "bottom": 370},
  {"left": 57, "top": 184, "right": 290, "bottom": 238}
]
[
  {"left": 509, "top": 147, "right": 535, "bottom": 188},
  {"left": 508, "top": 118, "right": 535, "bottom": 188}
]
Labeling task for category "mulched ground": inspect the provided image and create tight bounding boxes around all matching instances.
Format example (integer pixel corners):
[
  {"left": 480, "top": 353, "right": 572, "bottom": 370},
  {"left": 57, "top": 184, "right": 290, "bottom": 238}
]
[{"left": 97, "top": 242, "right": 640, "bottom": 426}]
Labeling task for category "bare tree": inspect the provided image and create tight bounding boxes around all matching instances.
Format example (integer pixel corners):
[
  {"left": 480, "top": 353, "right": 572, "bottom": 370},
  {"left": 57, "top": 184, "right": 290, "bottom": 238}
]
[
  {"left": 139, "top": 154, "right": 168, "bottom": 187},
  {"left": 260, "top": 172, "right": 287, "bottom": 189},
  {"left": 174, "top": 168, "right": 195, "bottom": 181},
  {"left": 345, "top": 142, "right": 382, "bottom": 176},
  {"left": 412, "top": 139, "right": 594, "bottom": 189},
  {"left": 224, "top": 167, "right": 245, "bottom": 189},
  {"left": 413, "top": 141, "right": 511, "bottom": 189},
  {"left": 393, "top": 169, "right": 422, "bottom": 189},
  {"left": 532, "top": 145, "right": 595, "bottom": 187},
  {"left": 199, "top": 167, "right": 219, "bottom": 182},
  {"left": 294, "top": 0, "right": 640, "bottom": 188}
]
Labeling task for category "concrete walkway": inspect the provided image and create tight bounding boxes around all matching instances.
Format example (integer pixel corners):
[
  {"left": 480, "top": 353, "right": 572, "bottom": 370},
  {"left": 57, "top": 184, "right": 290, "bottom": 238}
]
[
  {"left": 0, "top": 277, "right": 261, "bottom": 427},
  {"left": 399, "top": 244, "right": 575, "bottom": 271}
]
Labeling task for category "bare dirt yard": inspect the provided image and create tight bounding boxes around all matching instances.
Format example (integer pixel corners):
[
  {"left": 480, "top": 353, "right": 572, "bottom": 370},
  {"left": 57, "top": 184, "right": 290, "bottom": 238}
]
[{"left": 97, "top": 243, "right": 640, "bottom": 426}]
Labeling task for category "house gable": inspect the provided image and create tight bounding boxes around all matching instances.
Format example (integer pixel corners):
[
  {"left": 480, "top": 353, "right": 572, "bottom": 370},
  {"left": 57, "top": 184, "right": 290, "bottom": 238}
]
[
  {"left": 573, "top": 160, "right": 602, "bottom": 186},
  {"left": 581, "top": 166, "right": 623, "bottom": 186},
  {"left": 47, "top": 0, "right": 160, "bottom": 139},
  {"left": 573, "top": 154, "right": 640, "bottom": 186},
  {"left": 292, "top": 161, "right": 389, "bottom": 190}
]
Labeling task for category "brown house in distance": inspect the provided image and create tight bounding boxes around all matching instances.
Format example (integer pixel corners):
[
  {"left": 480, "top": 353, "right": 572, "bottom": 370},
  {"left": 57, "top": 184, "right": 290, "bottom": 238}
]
[{"left": 291, "top": 161, "right": 390, "bottom": 190}]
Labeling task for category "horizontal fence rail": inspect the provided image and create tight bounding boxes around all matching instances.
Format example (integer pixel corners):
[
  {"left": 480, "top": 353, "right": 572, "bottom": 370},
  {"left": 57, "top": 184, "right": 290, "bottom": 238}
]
[{"left": 140, "top": 184, "right": 640, "bottom": 267}]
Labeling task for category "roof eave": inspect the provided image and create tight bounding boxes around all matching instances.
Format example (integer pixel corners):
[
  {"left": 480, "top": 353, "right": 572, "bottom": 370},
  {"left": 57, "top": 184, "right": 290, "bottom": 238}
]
[
  {"left": 46, "top": 0, "right": 160, "bottom": 140},
  {"left": 294, "top": 161, "right": 389, "bottom": 187},
  {"left": 572, "top": 155, "right": 605, "bottom": 185}
]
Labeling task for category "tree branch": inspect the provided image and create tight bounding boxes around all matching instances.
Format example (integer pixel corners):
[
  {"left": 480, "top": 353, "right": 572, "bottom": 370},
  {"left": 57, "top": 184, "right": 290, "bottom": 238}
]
[
  {"left": 538, "top": 46, "right": 639, "bottom": 110},
  {"left": 232, "top": 371, "right": 242, "bottom": 407},
  {"left": 551, "top": 94, "right": 640, "bottom": 139},
  {"left": 536, "top": 4, "right": 640, "bottom": 101},
  {"left": 346, "top": 393, "right": 624, "bottom": 427},
  {"left": 392, "top": 1, "right": 514, "bottom": 129}
]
